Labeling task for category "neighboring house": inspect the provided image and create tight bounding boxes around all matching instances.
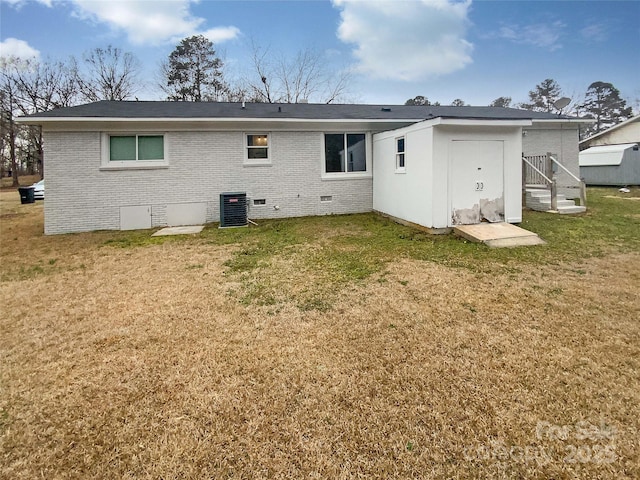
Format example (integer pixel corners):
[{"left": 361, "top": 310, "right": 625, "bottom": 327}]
[
  {"left": 19, "top": 101, "right": 585, "bottom": 234},
  {"left": 579, "top": 114, "right": 640, "bottom": 151},
  {"left": 579, "top": 143, "right": 640, "bottom": 186}
]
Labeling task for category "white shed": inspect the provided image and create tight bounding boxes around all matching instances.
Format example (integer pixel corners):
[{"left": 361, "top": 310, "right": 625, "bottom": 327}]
[
  {"left": 373, "top": 118, "right": 530, "bottom": 230},
  {"left": 579, "top": 143, "right": 640, "bottom": 186}
]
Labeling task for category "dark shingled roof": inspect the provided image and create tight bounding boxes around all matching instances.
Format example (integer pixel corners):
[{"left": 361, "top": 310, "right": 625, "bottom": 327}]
[{"left": 24, "top": 100, "right": 577, "bottom": 122}]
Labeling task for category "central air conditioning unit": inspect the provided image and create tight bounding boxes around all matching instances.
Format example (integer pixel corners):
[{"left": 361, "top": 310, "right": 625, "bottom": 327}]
[{"left": 219, "top": 192, "right": 247, "bottom": 228}]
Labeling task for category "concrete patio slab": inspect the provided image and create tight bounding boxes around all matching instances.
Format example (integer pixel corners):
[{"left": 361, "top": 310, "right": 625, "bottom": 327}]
[
  {"left": 152, "top": 225, "right": 204, "bottom": 236},
  {"left": 453, "top": 222, "right": 545, "bottom": 248}
]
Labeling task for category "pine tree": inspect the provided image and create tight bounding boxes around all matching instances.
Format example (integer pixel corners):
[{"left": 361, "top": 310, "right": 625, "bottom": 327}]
[
  {"left": 581, "top": 81, "right": 633, "bottom": 137},
  {"left": 164, "top": 35, "right": 226, "bottom": 102},
  {"left": 489, "top": 96, "right": 511, "bottom": 108},
  {"left": 404, "top": 95, "right": 440, "bottom": 106},
  {"left": 519, "top": 79, "right": 562, "bottom": 112}
]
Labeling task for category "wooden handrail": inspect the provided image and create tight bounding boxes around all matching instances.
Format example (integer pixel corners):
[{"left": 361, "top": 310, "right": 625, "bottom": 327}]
[
  {"left": 549, "top": 155, "right": 582, "bottom": 183},
  {"left": 549, "top": 154, "right": 587, "bottom": 207},
  {"left": 522, "top": 156, "right": 552, "bottom": 185},
  {"left": 523, "top": 154, "right": 587, "bottom": 209}
]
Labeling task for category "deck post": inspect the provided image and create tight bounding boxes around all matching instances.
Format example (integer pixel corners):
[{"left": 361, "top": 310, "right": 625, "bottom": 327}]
[
  {"left": 522, "top": 154, "right": 526, "bottom": 204},
  {"left": 580, "top": 179, "right": 587, "bottom": 207},
  {"left": 551, "top": 176, "right": 558, "bottom": 211},
  {"left": 545, "top": 152, "right": 553, "bottom": 184}
]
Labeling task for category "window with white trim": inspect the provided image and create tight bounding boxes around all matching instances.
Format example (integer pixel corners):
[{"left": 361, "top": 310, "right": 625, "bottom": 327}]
[
  {"left": 323, "top": 133, "right": 367, "bottom": 174},
  {"left": 396, "top": 136, "right": 405, "bottom": 172},
  {"left": 102, "top": 133, "right": 168, "bottom": 169},
  {"left": 110, "top": 135, "right": 164, "bottom": 161},
  {"left": 245, "top": 134, "right": 270, "bottom": 164}
]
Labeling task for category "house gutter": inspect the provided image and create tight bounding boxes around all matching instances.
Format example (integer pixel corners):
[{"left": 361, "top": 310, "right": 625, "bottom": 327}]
[
  {"left": 531, "top": 118, "right": 594, "bottom": 124},
  {"left": 18, "top": 116, "right": 584, "bottom": 127},
  {"left": 17, "top": 116, "right": 427, "bottom": 126}
]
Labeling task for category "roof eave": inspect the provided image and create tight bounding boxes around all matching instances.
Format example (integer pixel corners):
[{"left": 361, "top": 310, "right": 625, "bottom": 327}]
[
  {"left": 16, "top": 116, "right": 428, "bottom": 125},
  {"left": 579, "top": 114, "right": 640, "bottom": 145},
  {"left": 435, "top": 118, "right": 532, "bottom": 127},
  {"left": 531, "top": 118, "right": 594, "bottom": 124}
]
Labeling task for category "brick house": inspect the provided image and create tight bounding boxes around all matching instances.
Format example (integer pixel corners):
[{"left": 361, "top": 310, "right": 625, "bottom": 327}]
[{"left": 20, "top": 101, "right": 584, "bottom": 234}]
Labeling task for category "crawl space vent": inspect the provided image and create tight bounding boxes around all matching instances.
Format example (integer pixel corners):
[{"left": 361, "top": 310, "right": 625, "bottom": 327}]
[{"left": 220, "top": 192, "right": 247, "bottom": 227}]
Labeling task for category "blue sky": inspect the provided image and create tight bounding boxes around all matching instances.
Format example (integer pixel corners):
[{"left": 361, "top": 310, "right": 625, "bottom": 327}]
[{"left": 1, "top": 0, "right": 638, "bottom": 107}]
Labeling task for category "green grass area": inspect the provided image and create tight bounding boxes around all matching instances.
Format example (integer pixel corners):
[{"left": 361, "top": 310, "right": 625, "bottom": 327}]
[
  {"left": 197, "top": 187, "right": 639, "bottom": 308},
  {"left": 5, "top": 187, "right": 638, "bottom": 306}
]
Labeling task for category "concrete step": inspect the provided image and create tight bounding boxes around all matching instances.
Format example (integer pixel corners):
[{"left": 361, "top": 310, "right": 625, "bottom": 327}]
[
  {"left": 527, "top": 198, "right": 576, "bottom": 207},
  {"left": 526, "top": 190, "right": 568, "bottom": 201},
  {"left": 557, "top": 205, "right": 587, "bottom": 214},
  {"left": 524, "top": 188, "right": 585, "bottom": 214}
]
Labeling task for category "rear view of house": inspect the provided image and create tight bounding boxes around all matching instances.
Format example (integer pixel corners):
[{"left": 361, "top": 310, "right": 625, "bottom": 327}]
[{"left": 19, "top": 101, "right": 586, "bottom": 234}]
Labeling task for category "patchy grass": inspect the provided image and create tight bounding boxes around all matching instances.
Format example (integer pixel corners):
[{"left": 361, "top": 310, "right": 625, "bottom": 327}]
[
  {"left": 211, "top": 188, "right": 640, "bottom": 308},
  {"left": 1, "top": 187, "right": 639, "bottom": 479}
]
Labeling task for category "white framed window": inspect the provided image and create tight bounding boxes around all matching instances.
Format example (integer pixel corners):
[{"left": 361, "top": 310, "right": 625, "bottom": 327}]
[
  {"left": 322, "top": 132, "right": 370, "bottom": 178},
  {"left": 101, "top": 133, "right": 168, "bottom": 169},
  {"left": 245, "top": 133, "right": 270, "bottom": 165},
  {"left": 395, "top": 136, "right": 406, "bottom": 173}
]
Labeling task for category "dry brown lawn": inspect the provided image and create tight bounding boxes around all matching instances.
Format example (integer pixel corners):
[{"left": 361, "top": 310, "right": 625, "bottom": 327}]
[{"left": 1, "top": 189, "right": 639, "bottom": 479}]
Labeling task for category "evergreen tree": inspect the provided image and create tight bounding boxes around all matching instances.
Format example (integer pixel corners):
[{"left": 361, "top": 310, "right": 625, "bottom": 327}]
[
  {"left": 581, "top": 81, "right": 633, "bottom": 137},
  {"left": 404, "top": 95, "right": 440, "bottom": 106},
  {"left": 164, "top": 35, "right": 226, "bottom": 101},
  {"left": 519, "top": 78, "right": 562, "bottom": 112},
  {"left": 489, "top": 96, "right": 511, "bottom": 108}
]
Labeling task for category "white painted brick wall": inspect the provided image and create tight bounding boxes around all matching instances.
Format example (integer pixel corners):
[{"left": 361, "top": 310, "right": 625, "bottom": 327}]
[
  {"left": 523, "top": 126, "right": 581, "bottom": 198},
  {"left": 43, "top": 130, "right": 373, "bottom": 234}
]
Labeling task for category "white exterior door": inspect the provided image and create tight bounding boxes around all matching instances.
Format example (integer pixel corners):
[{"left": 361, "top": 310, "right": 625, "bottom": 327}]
[{"left": 450, "top": 140, "right": 504, "bottom": 225}]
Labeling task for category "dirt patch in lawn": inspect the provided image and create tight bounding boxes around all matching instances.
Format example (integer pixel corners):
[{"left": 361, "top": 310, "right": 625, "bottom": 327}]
[{"left": 1, "top": 190, "right": 639, "bottom": 479}]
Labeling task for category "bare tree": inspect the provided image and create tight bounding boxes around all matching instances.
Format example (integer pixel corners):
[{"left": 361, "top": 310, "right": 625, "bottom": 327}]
[
  {"left": 0, "top": 68, "right": 22, "bottom": 186},
  {"left": 244, "top": 43, "right": 351, "bottom": 104},
  {"left": 76, "top": 46, "right": 141, "bottom": 101},
  {"left": 249, "top": 43, "right": 275, "bottom": 103},
  {"left": 9, "top": 57, "right": 78, "bottom": 112},
  {"left": 1, "top": 56, "right": 79, "bottom": 179}
]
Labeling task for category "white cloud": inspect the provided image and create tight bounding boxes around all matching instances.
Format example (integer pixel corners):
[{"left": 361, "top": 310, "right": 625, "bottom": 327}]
[
  {"left": 333, "top": 0, "right": 473, "bottom": 81},
  {"left": 200, "top": 26, "right": 242, "bottom": 44},
  {"left": 69, "top": 0, "right": 240, "bottom": 45},
  {"left": 3, "top": 0, "right": 52, "bottom": 8},
  {"left": 0, "top": 37, "right": 41, "bottom": 60},
  {"left": 494, "top": 21, "right": 565, "bottom": 51},
  {"left": 581, "top": 24, "right": 607, "bottom": 42}
]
